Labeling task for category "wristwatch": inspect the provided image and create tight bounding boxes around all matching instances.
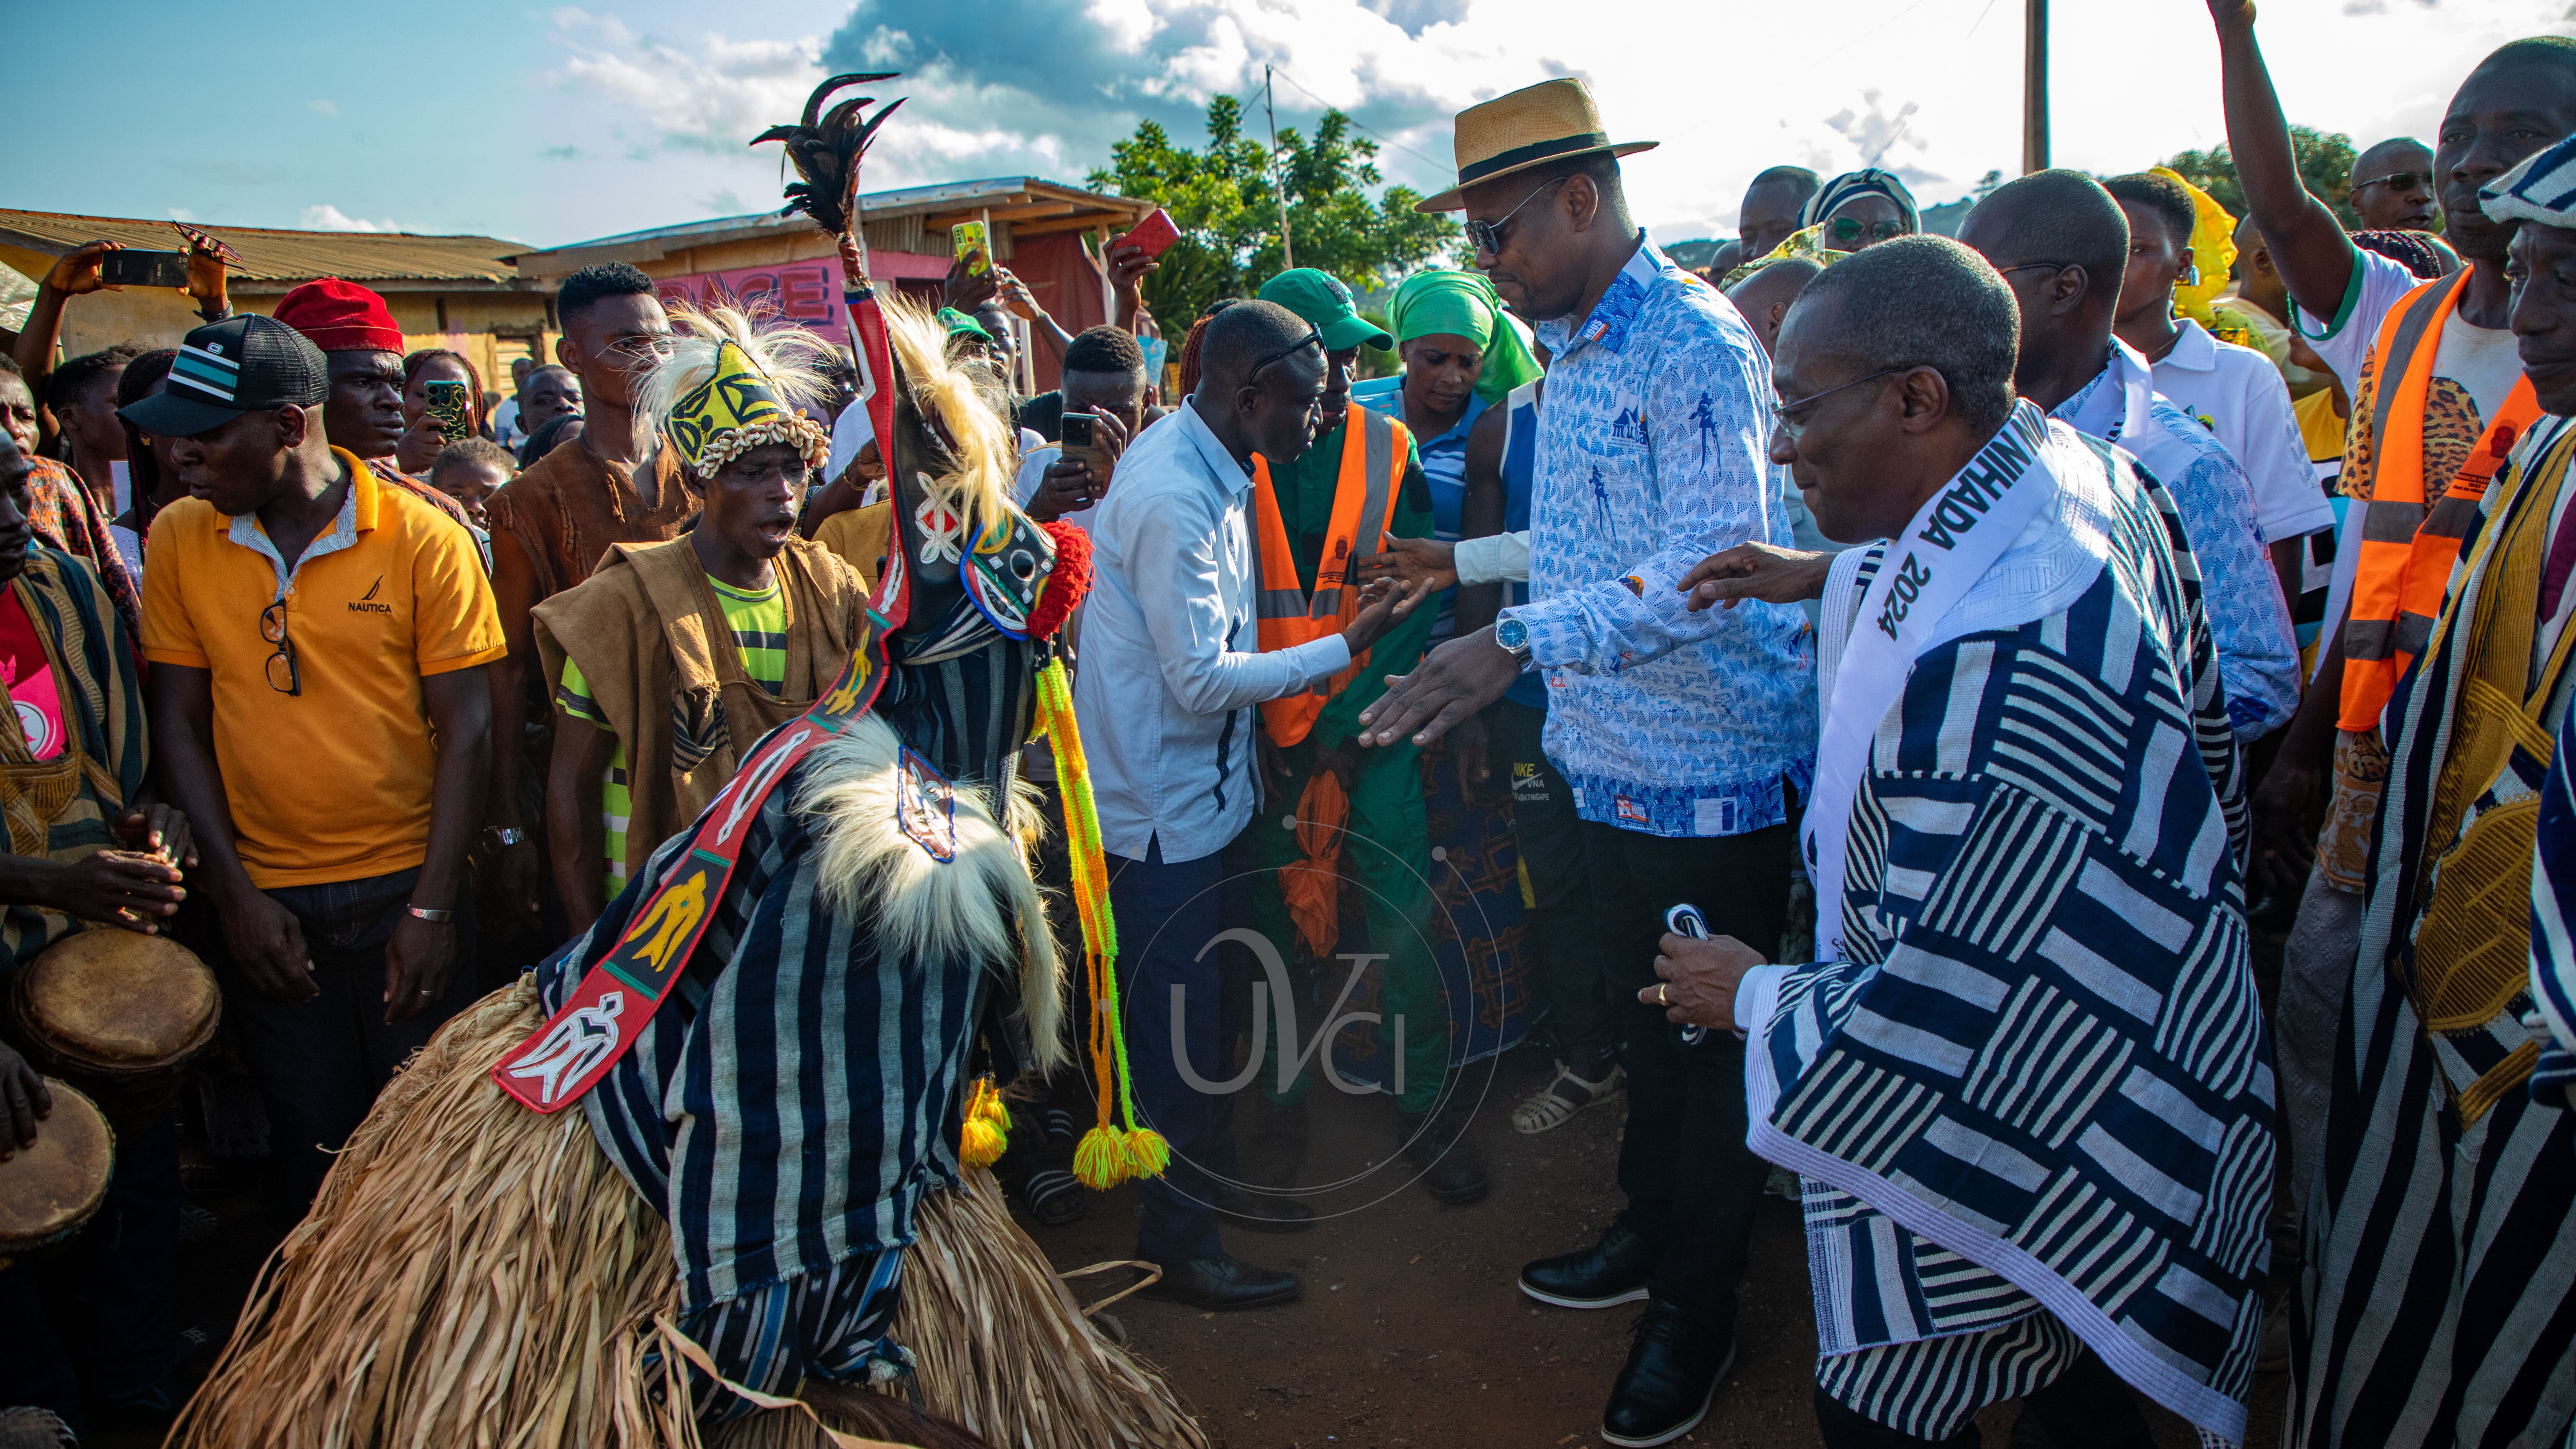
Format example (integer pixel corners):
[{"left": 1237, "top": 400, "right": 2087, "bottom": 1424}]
[
  {"left": 486, "top": 826, "right": 527, "bottom": 848},
  {"left": 1495, "top": 614, "right": 1534, "bottom": 671}
]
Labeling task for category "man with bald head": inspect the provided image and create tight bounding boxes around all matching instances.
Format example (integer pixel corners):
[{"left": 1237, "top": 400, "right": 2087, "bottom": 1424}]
[
  {"left": 1955, "top": 169, "right": 2298, "bottom": 743},
  {"left": 1724, "top": 256, "right": 1824, "bottom": 358},
  {"left": 1075, "top": 297, "right": 1416, "bottom": 1313},
  {"left": 1671, "top": 234, "right": 2269, "bottom": 1448},
  {"left": 2349, "top": 136, "right": 2438, "bottom": 231}
]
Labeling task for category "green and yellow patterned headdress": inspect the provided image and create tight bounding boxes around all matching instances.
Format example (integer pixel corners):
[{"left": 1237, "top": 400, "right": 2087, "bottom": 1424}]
[{"left": 638, "top": 302, "right": 835, "bottom": 477}]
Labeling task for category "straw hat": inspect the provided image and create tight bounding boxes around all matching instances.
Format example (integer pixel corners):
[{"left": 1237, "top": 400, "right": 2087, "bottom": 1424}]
[{"left": 1418, "top": 77, "right": 1658, "bottom": 213}]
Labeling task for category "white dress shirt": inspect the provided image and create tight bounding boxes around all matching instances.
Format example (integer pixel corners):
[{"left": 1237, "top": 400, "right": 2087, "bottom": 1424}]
[
  {"left": 1076, "top": 402, "right": 1354, "bottom": 863},
  {"left": 2149, "top": 318, "right": 2336, "bottom": 544}
]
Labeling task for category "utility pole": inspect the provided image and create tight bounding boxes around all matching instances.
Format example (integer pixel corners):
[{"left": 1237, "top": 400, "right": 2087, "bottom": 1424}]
[
  {"left": 2022, "top": 0, "right": 2050, "bottom": 173},
  {"left": 1267, "top": 65, "right": 1295, "bottom": 269}
]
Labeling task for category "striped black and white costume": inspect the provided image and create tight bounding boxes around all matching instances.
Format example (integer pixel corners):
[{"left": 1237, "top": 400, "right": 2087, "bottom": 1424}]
[{"left": 1747, "top": 412, "right": 2270, "bottom": 1443}]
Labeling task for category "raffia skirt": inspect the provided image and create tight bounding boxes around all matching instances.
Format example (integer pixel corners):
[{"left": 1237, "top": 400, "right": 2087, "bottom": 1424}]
[{"left": 167, "top": 979, "right": 1211, "bottom": 1449}]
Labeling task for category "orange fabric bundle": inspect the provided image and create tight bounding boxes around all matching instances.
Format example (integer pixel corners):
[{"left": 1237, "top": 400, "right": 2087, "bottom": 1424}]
[{"left": 1281, "top": 768, "right": 1349, "bottom": 959}]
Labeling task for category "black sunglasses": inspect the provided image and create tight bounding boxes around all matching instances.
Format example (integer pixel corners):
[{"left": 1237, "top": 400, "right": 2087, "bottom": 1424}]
[
  {"left": 1466, "top": 175, "right": 1572, "bottom": 257},
  {"left": 2356, "top": 171, "right": 2429, "bottom": 192},
  {"left": 1829, "top": 216, "right": 1909, "bottom": 246},
  {"left": 260, "top": 598, "right": 300, "bottom": 697},
  {"left": 1248, "top": 328, "right": 1324, "bottom": 383}
]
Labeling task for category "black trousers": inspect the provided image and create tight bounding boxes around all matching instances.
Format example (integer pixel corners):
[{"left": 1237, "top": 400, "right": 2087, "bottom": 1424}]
[
  {"left": 1584, "top": 817, "right": 1793, "bottom": 1334},
  {"left": 1490, "top": 700, "right": 1615, "bottom": 1072}
]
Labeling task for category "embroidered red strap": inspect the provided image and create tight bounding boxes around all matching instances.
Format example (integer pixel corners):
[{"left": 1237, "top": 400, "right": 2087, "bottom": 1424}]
[{"left": 493, "top": 619, "right": 890, "bottom": 1112}]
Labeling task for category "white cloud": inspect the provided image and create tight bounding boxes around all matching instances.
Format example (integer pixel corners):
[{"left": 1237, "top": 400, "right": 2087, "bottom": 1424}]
[
  {"left": 542, "top": 9, "right": 828, "bottom": 155},
  {"left": 167, "top": 207, "right": 197, "bottom": 223},
  {"left": 524, "top": 0, "right": 2576, "bottom": 247},
  {"left": 301, "top": 204, "right": 403, "bottom": 233},
  {"left": 307, "top": 98, "right": 338, "bottom": 116}
]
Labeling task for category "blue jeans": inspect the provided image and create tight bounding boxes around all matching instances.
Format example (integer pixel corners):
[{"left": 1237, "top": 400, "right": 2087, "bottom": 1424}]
[
  {"left": 220, "top": 866, "right": 478, "bottom": 1214},
  {"left": 1108, "top": 837, "right": 1239, "bottom": 1263}
]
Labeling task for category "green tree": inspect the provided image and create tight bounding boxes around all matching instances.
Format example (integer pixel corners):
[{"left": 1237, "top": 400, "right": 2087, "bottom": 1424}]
[
  {"left": 1088, "top": 96, "right": 1460, "bottom": 328},
  {"left": 2161, "top": 125, "right": 2363, "bottom": 231}
]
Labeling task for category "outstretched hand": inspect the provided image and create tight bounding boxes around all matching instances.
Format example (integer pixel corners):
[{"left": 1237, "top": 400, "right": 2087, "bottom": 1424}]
[
  {"left": 1356, "top": 626, "right": 1521, "bottom": 750},
  {"left": 1677, "top": 542, "right": 1833, "bottom": 612},
  {"left": 2205, "top": 0, "right": 2257, "bottom": 30},
  {"left": 1357, "top": 536, "right": 1458, "bottom": 595}
]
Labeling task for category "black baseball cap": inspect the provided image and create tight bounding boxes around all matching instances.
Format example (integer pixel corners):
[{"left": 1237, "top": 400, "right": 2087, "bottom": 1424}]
[{"left": 120, "top": 314, "right": 329, "bottom": 439}]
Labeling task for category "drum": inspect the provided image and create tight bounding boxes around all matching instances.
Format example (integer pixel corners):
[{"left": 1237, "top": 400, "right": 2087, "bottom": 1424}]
[
  {"left": 0, "top": 1079, "right": 112, "bottom": 1270},
  {"left": 8, "top": 930, "right": 220, "bottom": 1130}
]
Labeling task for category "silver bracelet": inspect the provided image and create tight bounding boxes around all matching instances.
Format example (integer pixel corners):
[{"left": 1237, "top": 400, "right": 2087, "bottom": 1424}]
[{"left": 406, "top": 905, "right": 456, "bottom": 923}]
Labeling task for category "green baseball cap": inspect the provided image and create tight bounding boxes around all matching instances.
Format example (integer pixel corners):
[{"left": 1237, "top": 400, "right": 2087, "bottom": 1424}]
[{"left": 1256, "top": 269, "right": 1392, "bottom": 352}]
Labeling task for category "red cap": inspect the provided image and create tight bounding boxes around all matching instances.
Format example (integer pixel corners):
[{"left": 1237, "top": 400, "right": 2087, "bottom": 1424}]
[{"left": 272, "top": 278, "right": 404, "bottom": 354}]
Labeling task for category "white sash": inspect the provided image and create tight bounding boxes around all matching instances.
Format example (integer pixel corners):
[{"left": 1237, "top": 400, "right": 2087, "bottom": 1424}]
[{"left": 1806, "top": 404, "right": 2061, "bottom": 960}]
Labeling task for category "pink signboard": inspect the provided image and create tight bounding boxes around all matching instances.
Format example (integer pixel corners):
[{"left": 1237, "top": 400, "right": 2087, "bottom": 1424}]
[
  {"left": 653, "top": 251, "right": 953, "bottom": 343},
  {"left": 657, "top": 261, "right": 844, "bottom": 340}
]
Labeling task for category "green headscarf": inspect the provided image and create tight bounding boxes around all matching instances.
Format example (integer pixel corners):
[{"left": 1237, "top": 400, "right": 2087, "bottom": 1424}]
[{"left": 1385, "top": 269, "right": 1542, "bottom": 406}]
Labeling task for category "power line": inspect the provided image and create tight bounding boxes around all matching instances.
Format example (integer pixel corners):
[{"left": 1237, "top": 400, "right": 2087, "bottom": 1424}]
[{"left": 1263, "top": 66, "right": 1454, "bottom": 178}]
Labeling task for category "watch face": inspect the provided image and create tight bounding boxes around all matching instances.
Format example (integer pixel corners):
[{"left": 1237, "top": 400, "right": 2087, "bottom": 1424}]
[{"left": 1497, "top": 617, "right": 1528, "bottom": 651}]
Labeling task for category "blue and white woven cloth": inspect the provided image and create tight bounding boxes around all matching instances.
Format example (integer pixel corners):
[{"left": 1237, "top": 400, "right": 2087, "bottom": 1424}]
[{"left": 1745, "top": 428, "right": 2268, "bottom": 1444}]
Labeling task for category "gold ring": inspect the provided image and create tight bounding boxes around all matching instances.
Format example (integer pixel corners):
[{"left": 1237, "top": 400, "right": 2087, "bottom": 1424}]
[{"left": 1657, "top": 983, "right": 1670, "bottom": 1005}]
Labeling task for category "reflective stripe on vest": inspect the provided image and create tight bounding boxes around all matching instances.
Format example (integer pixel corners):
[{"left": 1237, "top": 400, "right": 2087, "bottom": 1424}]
[
  {"left": 2337, "top": 268, "right": 2541, "bottom": 731},
  {"left": 1249, "top": 407, "right": 1408, "bottom": 746}
]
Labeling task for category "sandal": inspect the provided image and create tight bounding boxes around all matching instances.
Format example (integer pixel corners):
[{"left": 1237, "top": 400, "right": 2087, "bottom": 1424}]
[
  {"left": 1511, "top": 1061, "right": 1625, "bottom": 1134},
  {"left": 1024, "top": 1166, "right": 1091, "bottom": 1227}
]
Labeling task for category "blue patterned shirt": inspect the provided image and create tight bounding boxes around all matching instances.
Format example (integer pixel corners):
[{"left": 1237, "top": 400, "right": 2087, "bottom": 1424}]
[
  {"left": 1502, "top": 236, "right": 1815, "bottom": 837},
  {"left": 2052, "top": 347, "right": 2299, "bottom": 741}
]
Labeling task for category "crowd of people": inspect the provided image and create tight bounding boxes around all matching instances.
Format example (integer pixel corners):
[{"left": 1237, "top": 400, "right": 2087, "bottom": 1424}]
[{"left": 1, "top": 5, "right": 2575, "bottom": 1446}]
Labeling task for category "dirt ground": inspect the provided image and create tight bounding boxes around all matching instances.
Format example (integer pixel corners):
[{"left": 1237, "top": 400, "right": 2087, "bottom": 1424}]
[
  {"left": 1025, "top": 1042, "right": 2290, "bottom": 1449},
  {"left": 86, "top": 1041, "right": 2288, "bottom": 1449}
]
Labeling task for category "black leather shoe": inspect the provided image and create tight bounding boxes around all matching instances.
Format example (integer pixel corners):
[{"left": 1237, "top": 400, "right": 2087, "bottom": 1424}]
[
  {"left": 1215, "top": 1186, "right": 1314, "bottom": 1232},
  {"left": 1600, "top": 1303, "right": 1732, "bottom": 1447},
  {"left": 1139, "top": 1253, "right": 1302, "bottom": 1311},
  {"left": 1520, "top": 1214, "right": 1658, "bottom": 1308},
  {"left": 1400, "top": 1108, "right": 1490, "bottom": 1204}
]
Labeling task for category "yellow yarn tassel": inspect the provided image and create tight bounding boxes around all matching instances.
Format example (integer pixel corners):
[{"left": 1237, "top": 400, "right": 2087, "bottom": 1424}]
[
  {"left": 958, "top": 1076, "right": 1010, "bottom": 1170},
  {"left": 1073, "top": 1125, "right": 1131, "bottom": 1190},
  {"left": 1036, "top": 656, "right": 1167, "bottom": 1186}
]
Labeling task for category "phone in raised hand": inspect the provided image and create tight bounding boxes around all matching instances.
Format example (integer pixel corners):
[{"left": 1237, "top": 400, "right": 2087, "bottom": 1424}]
[
  {"left": 99, "top": 250, "right": 190, "bottom": 289},
  {"left": 953, "top": 221, "right": 991, "bottom": 277},
  {"left": 1060, "top": 412, "right": 1112, "bottom": 499},
  {"left": 424, "top": 380, "right": 472, "bottom": 443}
]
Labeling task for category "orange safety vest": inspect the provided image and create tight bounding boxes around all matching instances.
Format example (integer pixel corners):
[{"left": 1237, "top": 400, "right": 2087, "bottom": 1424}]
[
  {"left": 2338, "top": 268, "right": 2541, "bottom": 732},
  {"left": 1248, "top": 406, "right": 1410, "bottom": 746}
]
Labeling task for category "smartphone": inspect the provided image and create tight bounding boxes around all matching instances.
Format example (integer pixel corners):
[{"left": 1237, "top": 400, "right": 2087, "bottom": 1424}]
[
  {"left": 952, "top": 221, "right": 991, "bottom": 276},
  {"left": 424, "top": 380, "right": 472, "bottom": 443},
  {"left": 1116, "top": 208, "right": 1181, "bottom": 260},
  {"left": 1060, "top": 411, "right": 1111, "bottom": 495},
  {"left": 99, "top": 249, "right": 190, "bottom": 289}
]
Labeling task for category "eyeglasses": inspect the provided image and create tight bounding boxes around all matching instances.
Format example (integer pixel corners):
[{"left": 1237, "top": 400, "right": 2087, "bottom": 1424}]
[
  {"left": 2356, "top": 171, "right": 2429, "bottom": 192},
  {"left": 1994, "top": 260, "right": 2077, "bottom": 281},
  {"left": 259, "top": 598, "right": 300, "bottom": 697},
  {"left": 1465, "top": 175, "right": 1572, "bottom": 257},
  {"left": 1771, "top": 367, "right": 1908, "bottom": 439},
  {"left": 1829, "top": 216, "right": 1909, "bottom": 247},
  {"left": 1248, "top": 328, "right": 1324, "bottom": 383}
]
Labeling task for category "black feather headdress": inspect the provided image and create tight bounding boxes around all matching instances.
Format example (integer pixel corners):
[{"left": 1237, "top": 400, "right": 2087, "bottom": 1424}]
[{"left": 750, "top": 72, "right": 906, "bottom": 238}]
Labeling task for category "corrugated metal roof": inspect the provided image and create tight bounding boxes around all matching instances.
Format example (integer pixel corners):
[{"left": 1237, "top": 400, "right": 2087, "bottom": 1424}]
[{"left": 0, "top": 210, "right": 534, "bottom": 287}]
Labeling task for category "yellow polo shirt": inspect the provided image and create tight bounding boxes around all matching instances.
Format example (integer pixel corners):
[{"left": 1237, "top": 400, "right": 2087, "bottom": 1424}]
[{"left": 141, "top": 449, "right": 506, "bottom": 887}]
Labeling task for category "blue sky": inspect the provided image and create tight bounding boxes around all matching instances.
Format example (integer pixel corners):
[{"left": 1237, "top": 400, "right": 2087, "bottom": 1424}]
[{"left": 7, "top": 0, "right": 2571, "bottom": 252}]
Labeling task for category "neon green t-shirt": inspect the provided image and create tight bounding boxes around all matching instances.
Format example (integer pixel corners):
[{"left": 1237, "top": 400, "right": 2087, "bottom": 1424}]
[{"left": 557, "top": 573, "right": 787, "bottom": 897}]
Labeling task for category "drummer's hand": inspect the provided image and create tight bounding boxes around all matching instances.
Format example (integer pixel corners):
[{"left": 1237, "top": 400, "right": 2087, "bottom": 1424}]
[
  {"left": 49, "top": 850, "right": 186, "bottom": 932},
  {"left": 219, "top": 888, "right": 316, "bottom": 1002},
  {"left": 0, "top": 1039, "right": 50, "bottom": 1159},
  {"left": 382, "top": 914, "right": 454, "bottom": 1025},
  {"left": 115, "top": 802, "right": 197, "bottom": 871}
]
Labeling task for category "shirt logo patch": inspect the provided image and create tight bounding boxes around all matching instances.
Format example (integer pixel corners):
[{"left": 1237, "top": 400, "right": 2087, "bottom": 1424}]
[
  {"left": 1614, "top": 794, "right": 1650, "bottom": 826},
  {"left": 348, "top": 574, "right": 391, "bottom": 614}
]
